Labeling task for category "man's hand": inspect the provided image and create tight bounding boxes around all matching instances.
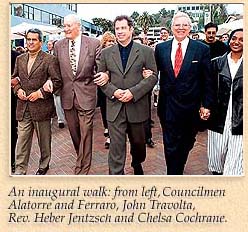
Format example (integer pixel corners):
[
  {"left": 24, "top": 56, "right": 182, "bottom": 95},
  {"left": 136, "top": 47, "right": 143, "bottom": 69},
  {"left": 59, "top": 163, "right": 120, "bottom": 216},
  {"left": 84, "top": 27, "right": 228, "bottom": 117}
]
[
  {"left": 17, "top": 88, "right": 27, "bottom": 101},
  {"left": 94, "top": 72, "right": 109, "bottom": 86},
  {"left": 118, "top": 89, "right": 133, "bottom": 102},
  {"left": 142, "top": 68, "right": 153, "bottom": 79},
  {"left": 113, "top": 89, "right": 125, "bottom": 99},
  {"left": 27, "top": 90, "right": 43, "bottom": 102},
  {"left": 199, "top": 107, "right": 211, "bottom": 120},
  {"left": 11, "top": 77, "right": 19, "bottom": 88},
  {"left": 43, "top": 79, "right": 53, "bottom": 93}
]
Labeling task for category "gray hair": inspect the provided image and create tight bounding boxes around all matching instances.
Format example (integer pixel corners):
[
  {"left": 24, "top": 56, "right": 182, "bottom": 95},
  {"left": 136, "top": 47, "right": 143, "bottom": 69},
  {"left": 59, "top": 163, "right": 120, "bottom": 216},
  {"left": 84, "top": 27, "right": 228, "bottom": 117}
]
[
  {"left": 64, "top": 14, "right": 81, "bottom": 26},
  {"left": 171, "top": 11, "right": 192, "bottom": 28}
]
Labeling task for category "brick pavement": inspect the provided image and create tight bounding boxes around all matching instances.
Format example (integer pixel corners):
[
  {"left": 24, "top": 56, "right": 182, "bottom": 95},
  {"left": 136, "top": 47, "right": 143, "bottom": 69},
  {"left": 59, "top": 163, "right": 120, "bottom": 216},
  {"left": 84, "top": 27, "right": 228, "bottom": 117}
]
[{"left": 26, "top": 106, "right": 211, "bottom": 175}]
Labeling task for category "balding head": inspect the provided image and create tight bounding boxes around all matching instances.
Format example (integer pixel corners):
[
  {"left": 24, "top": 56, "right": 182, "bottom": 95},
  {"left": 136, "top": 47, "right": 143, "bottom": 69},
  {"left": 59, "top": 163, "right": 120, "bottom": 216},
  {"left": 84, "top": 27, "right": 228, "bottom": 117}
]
[{"left": 63, "top": 14, "right": 81, "bottom": 40}]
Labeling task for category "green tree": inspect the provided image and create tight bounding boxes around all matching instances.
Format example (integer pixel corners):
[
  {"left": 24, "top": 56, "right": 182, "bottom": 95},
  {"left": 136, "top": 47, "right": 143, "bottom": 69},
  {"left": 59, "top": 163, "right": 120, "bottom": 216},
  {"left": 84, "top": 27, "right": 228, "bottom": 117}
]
[
  {"left": 92, "top": 17, "right": 114, "bottom": 33},
  {"left": 137, "top": 11, "right": 154, "bottom": 36}
]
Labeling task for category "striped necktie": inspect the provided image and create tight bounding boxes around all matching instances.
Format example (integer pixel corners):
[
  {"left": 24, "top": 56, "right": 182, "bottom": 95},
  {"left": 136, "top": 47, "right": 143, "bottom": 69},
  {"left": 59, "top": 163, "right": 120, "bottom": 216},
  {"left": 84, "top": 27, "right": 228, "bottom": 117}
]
[{"left": 174, "top": 42, "right": 183, "bottom": 77}]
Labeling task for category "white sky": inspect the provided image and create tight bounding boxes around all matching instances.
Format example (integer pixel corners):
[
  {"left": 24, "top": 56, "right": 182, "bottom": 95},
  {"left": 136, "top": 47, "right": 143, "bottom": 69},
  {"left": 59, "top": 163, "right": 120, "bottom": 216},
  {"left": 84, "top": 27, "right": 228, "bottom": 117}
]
[{"left": 77, "top": 3, "right": 243, "bottom": 22}]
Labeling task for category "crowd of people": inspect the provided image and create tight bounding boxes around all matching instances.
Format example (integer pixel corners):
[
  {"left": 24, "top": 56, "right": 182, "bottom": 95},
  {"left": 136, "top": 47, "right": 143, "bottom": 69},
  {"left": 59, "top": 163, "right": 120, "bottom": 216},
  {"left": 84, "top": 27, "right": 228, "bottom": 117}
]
[{"left": 11, "top": 11, "right": 243, "bottom": 176}]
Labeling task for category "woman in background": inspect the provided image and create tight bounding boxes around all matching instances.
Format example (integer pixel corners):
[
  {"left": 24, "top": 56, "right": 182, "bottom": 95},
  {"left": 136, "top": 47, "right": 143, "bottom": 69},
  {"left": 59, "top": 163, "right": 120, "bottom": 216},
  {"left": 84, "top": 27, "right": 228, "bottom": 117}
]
[{"left": 98, "top": 31, "right": 116, "bottom": 149}]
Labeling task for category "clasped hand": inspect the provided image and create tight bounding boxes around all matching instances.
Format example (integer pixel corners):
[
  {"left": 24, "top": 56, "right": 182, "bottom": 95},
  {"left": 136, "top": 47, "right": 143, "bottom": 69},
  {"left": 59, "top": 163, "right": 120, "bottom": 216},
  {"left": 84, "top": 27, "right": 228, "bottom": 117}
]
[
  {"left": 114, "top": 89, "right": 133, "bottom": 102},
  {"left": 199, "top": 107, "right": 211, "bottom": 120}
]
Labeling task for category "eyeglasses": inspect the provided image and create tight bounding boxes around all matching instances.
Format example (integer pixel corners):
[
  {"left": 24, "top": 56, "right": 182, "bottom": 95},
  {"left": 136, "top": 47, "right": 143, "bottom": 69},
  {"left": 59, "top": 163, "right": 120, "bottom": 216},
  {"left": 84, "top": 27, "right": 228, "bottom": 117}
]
[
  {"left": 173, "top": 24, "right": 190, "bottom": 28},
  {"left": 206, "top": 31, "right": 216, "bottom": 35}
]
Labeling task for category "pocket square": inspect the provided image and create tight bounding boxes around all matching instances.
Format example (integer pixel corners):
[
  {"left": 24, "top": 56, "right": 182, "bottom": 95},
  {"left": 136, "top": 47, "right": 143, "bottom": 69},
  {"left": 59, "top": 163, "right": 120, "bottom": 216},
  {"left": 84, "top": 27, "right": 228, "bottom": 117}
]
[{"left": 192, "top": 60, "right": 199, "bottom": 63}]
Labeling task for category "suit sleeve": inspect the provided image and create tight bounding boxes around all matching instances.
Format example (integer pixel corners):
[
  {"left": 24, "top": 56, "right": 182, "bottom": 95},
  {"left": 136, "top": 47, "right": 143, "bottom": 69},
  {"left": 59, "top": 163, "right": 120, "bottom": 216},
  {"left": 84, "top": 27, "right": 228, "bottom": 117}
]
[
  {"left": 98, "top": 49, "right": 118, "bottom": 99},
  {"left": 129, "top": 47, "right": 158, "bottom": 102}
]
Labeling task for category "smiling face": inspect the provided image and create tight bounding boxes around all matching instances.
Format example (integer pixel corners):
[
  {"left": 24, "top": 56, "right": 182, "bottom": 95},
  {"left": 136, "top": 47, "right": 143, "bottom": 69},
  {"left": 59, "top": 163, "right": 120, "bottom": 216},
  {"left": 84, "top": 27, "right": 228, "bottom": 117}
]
[
  {"left": 63, "top": 15, "right": 81, "bottom": 40},
  {"left": 229, "top": 30, "right": 243, "bottom": 54},
  {"left": 171, "top": 16, "right": 191, "bottom": 42},
  {"left": 114, "top": 19, "right": 133, "bottom": 46},
  {"left": 26, "top": 32, "right": 42, "bottom": 53}
]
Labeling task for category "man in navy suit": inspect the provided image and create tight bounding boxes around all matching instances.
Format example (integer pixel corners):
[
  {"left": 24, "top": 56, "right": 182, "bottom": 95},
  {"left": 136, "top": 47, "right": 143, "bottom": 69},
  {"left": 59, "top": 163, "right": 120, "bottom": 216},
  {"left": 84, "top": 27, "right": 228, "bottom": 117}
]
[{"left": 155, "top": 12, "right": 214, "bottom": 175}]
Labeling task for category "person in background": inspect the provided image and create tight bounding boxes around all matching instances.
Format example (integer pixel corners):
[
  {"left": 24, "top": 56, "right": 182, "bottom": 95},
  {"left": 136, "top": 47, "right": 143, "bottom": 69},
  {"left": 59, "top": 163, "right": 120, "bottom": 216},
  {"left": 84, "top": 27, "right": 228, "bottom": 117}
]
[
  {"left": 155, "top": 12, "right": 214, "bottom": 175},
  {"left": 207, "top": 29, "right": 243, "bottom": 175},
  {"left": 159, "top": 27, "right": 170, "bottom": 42},
  {"left": 202, "top": 22, "right": 228, "bottom": 59},
  {"left": 191, "top": 32, "right": 200, "bottom": 40},
  {"left": 12, "top": 28, "right": 62, "bottom": 175},
  {"left": 46, "top": 39, "right": 65, "bottom": 129},
  {"left": 95, "top": 15, "right": 158, "bottom": 175},
  {"left": 220, "top": 33, "right": 229, "bottom": 45},
  {"left": 10, "top": 49, "right": 21, "bottom": 173},
  {"left": 98, "top": 31, "right": 116, "bottom": 149}
]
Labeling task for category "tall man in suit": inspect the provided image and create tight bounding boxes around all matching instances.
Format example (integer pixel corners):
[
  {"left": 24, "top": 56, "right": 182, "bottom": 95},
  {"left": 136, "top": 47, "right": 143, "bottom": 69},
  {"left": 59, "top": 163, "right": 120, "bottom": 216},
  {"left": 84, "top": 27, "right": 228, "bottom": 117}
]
[
  {"left": 52, "top": 14, "right": 102, "bottom": 175},
  {"left": 12, "top": 28, "right": 62, "bottom": 175},
  {"left": 95, "top": 15, "right": 158, "bottom": 175},
  {"left": 155, "top": 12, "right": 214, "bottom": 175}
]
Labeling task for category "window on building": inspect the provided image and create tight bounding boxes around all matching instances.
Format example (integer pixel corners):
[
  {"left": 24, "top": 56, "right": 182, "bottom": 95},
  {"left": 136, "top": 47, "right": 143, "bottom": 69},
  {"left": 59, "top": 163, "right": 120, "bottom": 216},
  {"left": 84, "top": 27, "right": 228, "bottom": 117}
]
[
  {"left": 34, "top": 8, "right": 41, "bottom": 21},
  {"left": 42, "top": 11, "right": 50, "bottom": 24}
]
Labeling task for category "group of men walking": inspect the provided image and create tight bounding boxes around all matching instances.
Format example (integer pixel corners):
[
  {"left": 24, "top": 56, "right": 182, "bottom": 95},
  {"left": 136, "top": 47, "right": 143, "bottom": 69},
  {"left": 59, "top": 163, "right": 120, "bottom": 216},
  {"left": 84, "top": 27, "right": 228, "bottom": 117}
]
[{"left": 11, "top": 11, "right": 243, "bottom": 176}]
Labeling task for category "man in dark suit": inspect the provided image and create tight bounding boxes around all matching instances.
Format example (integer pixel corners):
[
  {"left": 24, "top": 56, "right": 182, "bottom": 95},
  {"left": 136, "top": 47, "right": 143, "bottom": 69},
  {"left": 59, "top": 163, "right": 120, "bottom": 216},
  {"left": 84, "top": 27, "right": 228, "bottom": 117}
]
[
  {"left": 50, "top": 14, "right": 103, "bottom": 175},
  {"left": 12, "top": 28, "right": 62, "bottom": 175},
  {"left": 155, "top": 12, "right": 214, "bottom": 175},
  {"left": 95, "top": 15, "right": 158, "bottom": 175}
]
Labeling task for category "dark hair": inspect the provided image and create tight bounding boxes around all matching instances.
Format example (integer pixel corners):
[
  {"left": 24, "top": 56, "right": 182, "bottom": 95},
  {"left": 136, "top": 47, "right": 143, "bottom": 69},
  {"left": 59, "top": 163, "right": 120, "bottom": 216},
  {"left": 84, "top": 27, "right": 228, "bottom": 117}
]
[
  {"left": 160, "top": 27, "right": 169, "bottom": 33},
  {"left": 227, "top": 28, "right": 243, "bottom": 51},
  {"left": 26, "top": 28, "right": 43, "bottom": 41},
  {"left": 113, "top": 15, "right": 133, "bottom": 28},
  {"left": 204, "top": 22, "right": 218, "bottom": 32}
]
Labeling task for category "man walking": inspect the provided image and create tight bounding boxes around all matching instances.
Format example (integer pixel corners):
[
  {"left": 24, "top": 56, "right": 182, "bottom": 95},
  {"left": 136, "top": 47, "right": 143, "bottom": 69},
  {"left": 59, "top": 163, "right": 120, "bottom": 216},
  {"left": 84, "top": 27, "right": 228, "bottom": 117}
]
[
  {"left": 96, "top": 15, "right": 158, "bottom": 175},
  {"left": 12, "top": 28, "right": 62, "bottom": 175},
  {"left": 52, "top": 14, "right": 103, "bottom": 174},
  {"left": 155, "top": 12, "right": 214, "bottom": 175}
]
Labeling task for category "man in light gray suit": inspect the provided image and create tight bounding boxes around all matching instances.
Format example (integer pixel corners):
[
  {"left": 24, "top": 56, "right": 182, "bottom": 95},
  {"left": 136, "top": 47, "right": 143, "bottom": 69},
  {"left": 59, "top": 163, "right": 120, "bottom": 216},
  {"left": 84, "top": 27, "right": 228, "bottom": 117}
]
[
  {"left": 45, "top": 14, "right": 104, "bottom": 175},
  {"left": 95, "top": 15, "right": 158, "bottom": 175}
]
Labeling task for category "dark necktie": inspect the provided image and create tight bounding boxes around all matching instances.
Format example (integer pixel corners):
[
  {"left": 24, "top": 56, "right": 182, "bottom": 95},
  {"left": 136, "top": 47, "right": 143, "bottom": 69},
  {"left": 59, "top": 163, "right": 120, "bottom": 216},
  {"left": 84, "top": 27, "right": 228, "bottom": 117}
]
[
  {"left": 174, "top": 42, "right": 183, "bottom": 77},
  {"left": 70, "top": 40, "right": 76, "bottom": 75}
]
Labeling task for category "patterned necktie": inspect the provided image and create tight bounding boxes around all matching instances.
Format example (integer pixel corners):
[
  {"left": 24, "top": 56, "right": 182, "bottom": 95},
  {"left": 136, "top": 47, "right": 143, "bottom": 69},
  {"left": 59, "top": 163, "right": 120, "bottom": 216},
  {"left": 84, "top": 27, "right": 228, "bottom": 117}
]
[
  {"left": 70, "top": 40, "right": 77, "bottom": 75},
  {"left": 174, "top": 42, "right": 183, "bottom": 77}
]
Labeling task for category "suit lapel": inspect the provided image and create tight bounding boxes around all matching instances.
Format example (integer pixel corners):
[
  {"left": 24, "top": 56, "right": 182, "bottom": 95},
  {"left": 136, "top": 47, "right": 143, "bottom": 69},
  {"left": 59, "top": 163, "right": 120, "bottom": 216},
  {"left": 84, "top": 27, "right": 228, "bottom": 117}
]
[
  {"left": 21, "top": 53, "right": 29, "bottom": 78},
  {"left": 28, "top": 51, "right": 43, "bottom": 77},
  {"left": 112, "top": 45, "right": 123, "bottom": 73},
  {"left": 177, "top": 39, "right": 195, "bottom": 78},
  {"left": 124, "top": 43, "right": 139, "bottom": 75},
  {"left": 62, "top": 39, "right": 74, "bottom": 78},
  {"left": 77, "top": 35, "right": 88, "bottom": 76}
]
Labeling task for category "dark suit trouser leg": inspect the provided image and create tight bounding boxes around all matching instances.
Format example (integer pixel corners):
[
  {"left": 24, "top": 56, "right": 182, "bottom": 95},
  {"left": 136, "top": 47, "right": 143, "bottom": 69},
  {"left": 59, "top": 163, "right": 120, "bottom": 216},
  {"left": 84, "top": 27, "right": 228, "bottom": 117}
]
[
  {"left": 11, "top": 93, "right": 17, "bottom": 170},
  {"left": 33, "top": 120, "right": 52, "bottom": 170},
  {"left": 108, "top": 108, "right": 127, "bottom": 175},
  {"left": 127, "top": 122, "right": 146, "bottom": 168},
  {"left": 64, "top": 103, "right": 94, "bottom": 175},
  {"left": 162, "top": 123, "right": 197, "bottom": 175}
]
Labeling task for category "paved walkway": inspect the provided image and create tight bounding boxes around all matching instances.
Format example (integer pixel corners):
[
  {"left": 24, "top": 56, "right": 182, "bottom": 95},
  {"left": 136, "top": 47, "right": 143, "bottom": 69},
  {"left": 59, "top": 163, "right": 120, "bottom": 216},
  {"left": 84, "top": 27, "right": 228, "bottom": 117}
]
[{"left": 26, "top": 106, "right": 211, "bottom": 175}]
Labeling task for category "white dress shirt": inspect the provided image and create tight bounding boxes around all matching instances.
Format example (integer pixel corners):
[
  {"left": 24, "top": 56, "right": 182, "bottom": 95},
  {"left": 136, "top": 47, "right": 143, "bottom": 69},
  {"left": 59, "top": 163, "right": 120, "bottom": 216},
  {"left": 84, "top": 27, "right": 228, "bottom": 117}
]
[
  {"left": 171, "top": 37, "right": 189, "bottom": 69},
  {"left": 69, "top": 33, "right": 82, "bottom": 70}
]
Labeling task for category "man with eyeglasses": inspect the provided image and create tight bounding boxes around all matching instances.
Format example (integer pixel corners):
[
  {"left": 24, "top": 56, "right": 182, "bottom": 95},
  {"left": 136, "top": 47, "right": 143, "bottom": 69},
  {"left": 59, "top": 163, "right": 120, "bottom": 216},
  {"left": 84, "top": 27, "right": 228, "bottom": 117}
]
[
  {"left": 202, "top": 22, "right": 228, "bottom": 59},
  {"left": 154, "top": 12, "right": 214, "bottom": 175}
]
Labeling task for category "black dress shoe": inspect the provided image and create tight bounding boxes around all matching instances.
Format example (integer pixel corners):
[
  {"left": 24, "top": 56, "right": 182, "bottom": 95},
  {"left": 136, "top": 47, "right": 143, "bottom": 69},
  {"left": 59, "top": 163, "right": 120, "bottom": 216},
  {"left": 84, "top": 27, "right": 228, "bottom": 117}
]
[
  {"left": 59, "top": 123, "right": 65, "bottom": 128},
  {"left": 133, "top": 164, "right": 144, "bottom": 175},
  {"left": 146, "top": 138, "right": 155, "bottom": 148},
  {"left": 36, "top": 166, "right": 49, "bottom": 175}
]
